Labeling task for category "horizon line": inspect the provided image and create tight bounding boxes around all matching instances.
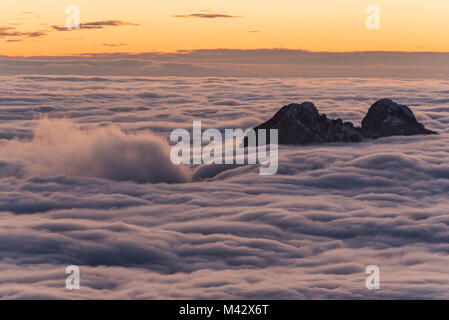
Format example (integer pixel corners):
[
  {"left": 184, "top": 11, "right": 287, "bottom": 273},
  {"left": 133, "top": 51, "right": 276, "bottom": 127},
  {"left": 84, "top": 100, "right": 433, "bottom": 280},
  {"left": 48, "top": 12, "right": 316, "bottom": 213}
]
[{"left": 2, "top": 48, "right": 449, "bottom": 58}]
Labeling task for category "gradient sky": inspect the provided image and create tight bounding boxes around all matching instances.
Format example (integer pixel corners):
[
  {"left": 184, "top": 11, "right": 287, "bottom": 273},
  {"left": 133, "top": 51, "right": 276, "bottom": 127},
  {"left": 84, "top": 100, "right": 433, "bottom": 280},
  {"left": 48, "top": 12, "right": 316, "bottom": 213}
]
[{"left": 1, "top": 0, "right": 449, "bottom": 56}]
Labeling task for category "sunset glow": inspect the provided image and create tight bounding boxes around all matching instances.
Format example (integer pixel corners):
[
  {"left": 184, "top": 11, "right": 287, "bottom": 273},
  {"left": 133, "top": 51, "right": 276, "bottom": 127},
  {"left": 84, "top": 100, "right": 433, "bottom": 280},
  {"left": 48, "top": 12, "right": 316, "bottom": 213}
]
[{"left": 1, "top": 0, "right": 449, "bottom": 56}]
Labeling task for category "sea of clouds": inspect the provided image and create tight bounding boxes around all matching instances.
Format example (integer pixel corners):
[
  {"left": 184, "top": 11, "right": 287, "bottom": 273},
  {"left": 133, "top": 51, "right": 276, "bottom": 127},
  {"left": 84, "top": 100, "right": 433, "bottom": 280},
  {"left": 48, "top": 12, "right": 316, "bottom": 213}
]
[{"left": 0, "top": 75, "right": 449, "bottom": 299}]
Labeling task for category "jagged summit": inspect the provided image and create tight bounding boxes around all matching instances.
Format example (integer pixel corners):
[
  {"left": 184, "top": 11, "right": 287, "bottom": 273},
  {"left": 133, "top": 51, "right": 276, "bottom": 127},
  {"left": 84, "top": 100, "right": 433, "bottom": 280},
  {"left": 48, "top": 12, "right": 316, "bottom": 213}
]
[
  {"left": 361, "top": 98, "right": 437, "bottom": 137},
  {"left": 245, "top": 99, "right": 437, "bottom": 146},
  {"left": 248, "top": 102, "right": 363, "bottom": 145}
]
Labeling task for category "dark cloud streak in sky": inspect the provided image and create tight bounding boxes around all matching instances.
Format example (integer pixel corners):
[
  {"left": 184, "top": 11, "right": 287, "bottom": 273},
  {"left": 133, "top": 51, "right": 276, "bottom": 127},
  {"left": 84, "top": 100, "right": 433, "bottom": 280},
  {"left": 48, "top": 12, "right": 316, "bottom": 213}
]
[
  {"left": 0, "top": 26, "right": 46, "bottom": 38},
  {"left": 0, "top": 20, "right": 138, "bottom": 42},
  {"left": 173, "top": 13, "right": 242, "bottom": 19},
  {"left": 51, "top": 20, "right": 139, "bottom": 31}
]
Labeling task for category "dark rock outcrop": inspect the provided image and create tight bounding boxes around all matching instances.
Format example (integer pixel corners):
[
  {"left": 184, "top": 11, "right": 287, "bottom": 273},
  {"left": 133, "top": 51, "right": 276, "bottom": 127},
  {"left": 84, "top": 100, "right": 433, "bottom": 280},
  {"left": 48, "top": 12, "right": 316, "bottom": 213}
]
[
  {"left": 361, "top": 98, "right": 437, "bottom": 138},
  {"left": 245, "top": 99, "right": 437, "bottom": 146},
  {"left": 245, "top": 102, "right": 363, "bottom": 146}
]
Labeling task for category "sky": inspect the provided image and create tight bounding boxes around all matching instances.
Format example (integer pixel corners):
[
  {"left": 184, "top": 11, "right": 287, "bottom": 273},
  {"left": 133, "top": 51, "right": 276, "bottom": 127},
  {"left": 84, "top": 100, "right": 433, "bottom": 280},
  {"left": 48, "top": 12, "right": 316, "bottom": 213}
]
[{"left": 1, "top": 0, "right": 449, "bottom": 56}]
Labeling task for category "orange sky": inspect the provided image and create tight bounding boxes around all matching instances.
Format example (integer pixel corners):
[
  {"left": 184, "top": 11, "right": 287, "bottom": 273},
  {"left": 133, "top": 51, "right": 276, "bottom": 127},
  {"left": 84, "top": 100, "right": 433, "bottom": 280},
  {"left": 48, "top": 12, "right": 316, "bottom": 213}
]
[{"left": 1, "top": 0, "right": 449, "bottom": 56}]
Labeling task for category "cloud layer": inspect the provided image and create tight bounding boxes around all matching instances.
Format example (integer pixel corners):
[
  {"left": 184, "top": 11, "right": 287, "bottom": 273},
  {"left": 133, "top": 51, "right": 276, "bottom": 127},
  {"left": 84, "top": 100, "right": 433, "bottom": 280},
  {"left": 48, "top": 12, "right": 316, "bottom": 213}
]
[
  {"left": 1, "top": 50, "right": 449, "bottom": 78},
  {"left": 0, "top": 76, "right": 449, "bottom": 299}
]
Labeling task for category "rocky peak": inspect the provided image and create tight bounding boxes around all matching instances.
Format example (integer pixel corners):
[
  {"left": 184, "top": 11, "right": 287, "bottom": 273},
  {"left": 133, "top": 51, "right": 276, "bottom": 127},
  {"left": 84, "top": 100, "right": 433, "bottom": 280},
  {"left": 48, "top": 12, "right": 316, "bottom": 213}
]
[
  {"left": 245, "top": 99, "right": 437, "bottom": 146},
  {"left": 361, "top": 98, "right": 437, "bottom": 137},
  {"left": 258, "top": 102, "right": 319, "bottom": 128},
  {"left": 246, "top": 102, "right": 364, "bottom": 146}
]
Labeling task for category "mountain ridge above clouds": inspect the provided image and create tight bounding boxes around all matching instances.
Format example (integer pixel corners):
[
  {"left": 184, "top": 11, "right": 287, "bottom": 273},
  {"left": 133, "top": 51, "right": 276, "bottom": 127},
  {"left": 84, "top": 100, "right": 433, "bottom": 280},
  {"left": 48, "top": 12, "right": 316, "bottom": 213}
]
[{"left": 246, "top": 98, "right": 437, "bottom": 146}]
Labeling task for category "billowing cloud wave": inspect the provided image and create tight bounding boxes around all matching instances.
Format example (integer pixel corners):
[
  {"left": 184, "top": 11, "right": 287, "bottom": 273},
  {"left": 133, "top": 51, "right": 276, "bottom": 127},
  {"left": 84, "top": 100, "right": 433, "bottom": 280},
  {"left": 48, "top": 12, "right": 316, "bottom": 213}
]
[
  {"left": 0, "top": 76, "right": 449, "bottom": 299},
  {"left": 0, "top": 118, "right": 190, "bottom": 183}
]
